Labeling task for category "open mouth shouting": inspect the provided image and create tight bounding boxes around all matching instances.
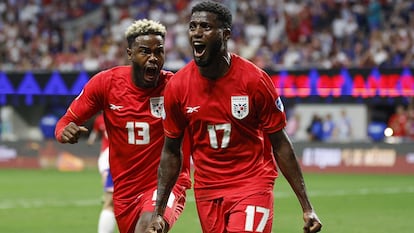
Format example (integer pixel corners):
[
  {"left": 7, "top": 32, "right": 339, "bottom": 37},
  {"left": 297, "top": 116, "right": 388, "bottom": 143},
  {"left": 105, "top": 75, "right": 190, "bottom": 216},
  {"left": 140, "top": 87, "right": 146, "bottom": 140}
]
[
  {"left": 144, "top": 66, "right": 159, "bottom": 83},
  {"left": 193, "top": 42, "right": 206, "bottom": 58}
]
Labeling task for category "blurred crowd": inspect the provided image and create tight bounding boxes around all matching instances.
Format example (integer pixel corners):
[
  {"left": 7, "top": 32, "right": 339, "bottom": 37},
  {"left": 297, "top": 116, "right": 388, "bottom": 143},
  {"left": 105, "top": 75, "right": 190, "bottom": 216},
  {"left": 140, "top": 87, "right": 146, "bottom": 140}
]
[
  {"left": 1, "top": 0, "right": 414, "bottom": 72},
  {"left": 304, "top": 109, "right": 353, "bottom": 142}
]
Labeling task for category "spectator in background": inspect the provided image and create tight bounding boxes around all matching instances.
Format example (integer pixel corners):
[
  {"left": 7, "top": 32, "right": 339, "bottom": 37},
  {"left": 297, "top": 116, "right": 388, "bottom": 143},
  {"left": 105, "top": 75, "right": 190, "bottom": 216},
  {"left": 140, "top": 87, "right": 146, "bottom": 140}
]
[
  {"left": 87, "top": 113, "right": 116, "bottom": 233},
  {"left": 406, "top": 104, "right": 414, "bottom": 141},
  {"left": 334, "top": 109, "right": 352, "bottom": 142},
  {"left": 39, "top": 113, "right": 59, "bottom": 140},
  {"left": 286, "top": 111, "right": 300, "bottom": 140},
  {"left": 307, "top": 113, "right": 324, "bottom": 141},
  {"left": 322, "top": 113, "right": 335, "bottom": 142},
  {"left": 387, "top": 104, "right": 408, "bottom": 138},
  {"left": 0, "top": 106, "right": 17, "bottom": 141},
  {"left": 366, "top": 0, "right": 383, "bottom": 32}
]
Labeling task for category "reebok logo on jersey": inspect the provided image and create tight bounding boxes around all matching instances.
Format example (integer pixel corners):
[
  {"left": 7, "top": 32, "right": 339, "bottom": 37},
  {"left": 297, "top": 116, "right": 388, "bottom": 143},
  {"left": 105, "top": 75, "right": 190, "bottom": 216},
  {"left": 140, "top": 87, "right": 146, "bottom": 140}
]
[
  {"left": 109, "top": 104, "right": 123, "bottom": 111},
  {"left": 186, "top": 106, "right": 200, "bottom": 113}
]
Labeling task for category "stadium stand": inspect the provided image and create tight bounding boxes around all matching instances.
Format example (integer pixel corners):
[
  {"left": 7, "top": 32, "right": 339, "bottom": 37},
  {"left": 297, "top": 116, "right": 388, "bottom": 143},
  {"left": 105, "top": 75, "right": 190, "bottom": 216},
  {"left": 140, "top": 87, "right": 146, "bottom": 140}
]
[{"left": 0, "top": 0, "right": 413, "bottom": 72}]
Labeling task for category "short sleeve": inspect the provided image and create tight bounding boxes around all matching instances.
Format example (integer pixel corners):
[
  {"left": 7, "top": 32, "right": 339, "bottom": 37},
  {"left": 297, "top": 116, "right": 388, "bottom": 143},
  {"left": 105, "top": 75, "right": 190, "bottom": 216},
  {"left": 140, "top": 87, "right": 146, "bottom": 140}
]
[
  {"left": 253, "top": 71, "right": 287, "bottom": 133},
  {"left": 67, "top": 71, "right": 107, "bottom": 123},
  {"left": 162, "top": 80, "right": 187, "bottom": 138}
]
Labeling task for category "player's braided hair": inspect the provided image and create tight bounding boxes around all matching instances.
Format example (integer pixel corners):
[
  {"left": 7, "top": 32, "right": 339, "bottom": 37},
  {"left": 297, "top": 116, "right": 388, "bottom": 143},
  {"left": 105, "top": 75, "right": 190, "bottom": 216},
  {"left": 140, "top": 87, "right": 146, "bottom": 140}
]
[
  {"left": 191, "top": 1, "right": 232, "bottom": 29},
  {"left": 125, "top": 19, "right": 166, "bottom": 48}
]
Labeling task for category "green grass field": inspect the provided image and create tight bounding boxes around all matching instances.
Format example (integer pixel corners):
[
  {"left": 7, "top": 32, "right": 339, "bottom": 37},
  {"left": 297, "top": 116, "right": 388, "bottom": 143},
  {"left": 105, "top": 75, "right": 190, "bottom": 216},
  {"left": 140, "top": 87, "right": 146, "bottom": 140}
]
[{"left": 0, "top": 169, "right": 413, "bottom": 233}]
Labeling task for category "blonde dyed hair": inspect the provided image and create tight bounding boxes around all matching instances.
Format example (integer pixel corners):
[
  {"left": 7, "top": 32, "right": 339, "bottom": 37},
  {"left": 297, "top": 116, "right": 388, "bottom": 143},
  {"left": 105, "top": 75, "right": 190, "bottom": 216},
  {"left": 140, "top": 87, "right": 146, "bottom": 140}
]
[{"left": 125, "top": 19, "right": 166, "bottom": 48}]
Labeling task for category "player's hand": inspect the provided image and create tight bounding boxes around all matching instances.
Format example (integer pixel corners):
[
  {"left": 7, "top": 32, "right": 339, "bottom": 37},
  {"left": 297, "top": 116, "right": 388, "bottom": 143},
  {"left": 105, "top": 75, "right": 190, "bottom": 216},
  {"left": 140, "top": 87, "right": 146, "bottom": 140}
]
[
  {"left": 303, "top": 210, "right": 322, "bottom": 233},
  {"left": 146, "top": 215, "right": 166, "bottom": 233},
  {"left": 61, "top": 122, "right": 88, "bottom": 144}
]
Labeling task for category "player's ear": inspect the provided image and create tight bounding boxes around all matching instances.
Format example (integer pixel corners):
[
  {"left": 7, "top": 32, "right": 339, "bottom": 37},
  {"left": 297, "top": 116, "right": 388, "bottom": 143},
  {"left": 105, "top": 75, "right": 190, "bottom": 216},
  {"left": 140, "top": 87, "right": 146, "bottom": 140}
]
[
  {"left": 126, "top": 48, "right": 132, "bottom": 60},
  {"left": 223, "top": 28, "right": 231, "bottom": 41}
]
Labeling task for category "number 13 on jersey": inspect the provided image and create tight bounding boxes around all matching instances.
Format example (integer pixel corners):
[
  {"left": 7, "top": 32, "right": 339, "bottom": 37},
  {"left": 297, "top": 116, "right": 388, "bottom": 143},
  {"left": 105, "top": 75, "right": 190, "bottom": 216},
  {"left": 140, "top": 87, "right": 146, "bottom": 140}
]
[{"left": 126, "top": 121, "right": 150, "bottom": 145}]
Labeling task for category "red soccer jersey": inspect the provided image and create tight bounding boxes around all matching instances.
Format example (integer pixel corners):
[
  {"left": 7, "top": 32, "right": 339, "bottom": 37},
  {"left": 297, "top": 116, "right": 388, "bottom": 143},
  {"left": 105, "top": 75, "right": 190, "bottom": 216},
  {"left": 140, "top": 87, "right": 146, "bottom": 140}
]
[
  {"left": 163, "top": 54, "right": 286, "bottom": 200},
  {"left": 92, "top": 113, "right": 109, "bottom": 152},
  {"left": 55, "top": 66, "right": 191, "bottom": 202}
]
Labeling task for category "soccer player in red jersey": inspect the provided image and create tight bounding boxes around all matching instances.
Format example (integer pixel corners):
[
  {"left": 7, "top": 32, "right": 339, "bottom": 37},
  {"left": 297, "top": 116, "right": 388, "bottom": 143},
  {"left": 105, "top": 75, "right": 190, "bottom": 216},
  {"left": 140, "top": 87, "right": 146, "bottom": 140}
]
[
  {"left": 55, "top": 19, "right": 191, "bottom": 233},
  {"left": 87, "top": 113, "right": 116, "bottom": 233},
  {"left": 148, "top": 1, "right": 322, "bottom": 233}
]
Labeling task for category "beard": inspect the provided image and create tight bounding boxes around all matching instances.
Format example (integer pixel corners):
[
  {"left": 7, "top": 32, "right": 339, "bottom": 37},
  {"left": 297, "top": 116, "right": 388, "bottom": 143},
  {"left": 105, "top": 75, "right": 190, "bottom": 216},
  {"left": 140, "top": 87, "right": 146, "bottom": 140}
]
[
  {"left": 131, "top": 62, "right": 159, "bottom": 88},
  {"left": 132, "top": 62, "right": 144, "bottom": 75},
  {"left": 194, "top": 39, "right": 223, "bottom": 67}
]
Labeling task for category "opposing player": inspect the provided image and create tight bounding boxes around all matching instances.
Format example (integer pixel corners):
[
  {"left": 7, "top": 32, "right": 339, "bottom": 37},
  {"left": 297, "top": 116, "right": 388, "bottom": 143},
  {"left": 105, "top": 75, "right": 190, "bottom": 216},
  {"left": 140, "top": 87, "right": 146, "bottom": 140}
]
[
  {"left": 55, "top": 19, "right": 191, "bottom": 233},
  {"left": 87, "top": 113, "right": 116, "bottom": 233},
  {"left": 148, "top": 1, "right": 322, "bottom": 233}
]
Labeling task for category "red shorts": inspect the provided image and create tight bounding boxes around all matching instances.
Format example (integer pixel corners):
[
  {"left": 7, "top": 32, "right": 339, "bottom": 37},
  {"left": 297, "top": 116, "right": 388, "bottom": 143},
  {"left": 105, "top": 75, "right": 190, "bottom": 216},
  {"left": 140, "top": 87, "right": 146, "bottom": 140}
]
[
  {"left": 196, "top": 189, "right": 274, "bottom": 233},
  {"left": 115, "top": 184, "right": 187, "bottom": 233}
]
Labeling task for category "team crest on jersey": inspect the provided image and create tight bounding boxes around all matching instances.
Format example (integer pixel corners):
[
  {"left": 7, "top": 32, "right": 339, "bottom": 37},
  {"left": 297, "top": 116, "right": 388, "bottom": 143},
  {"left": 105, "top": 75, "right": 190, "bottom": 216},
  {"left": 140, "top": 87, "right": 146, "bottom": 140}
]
[
  {"left": 150, "top": 97, "right": 164, "bottom": 118},
  {"left": 231, "top": 96, "right": 249, "bottom": 119}
]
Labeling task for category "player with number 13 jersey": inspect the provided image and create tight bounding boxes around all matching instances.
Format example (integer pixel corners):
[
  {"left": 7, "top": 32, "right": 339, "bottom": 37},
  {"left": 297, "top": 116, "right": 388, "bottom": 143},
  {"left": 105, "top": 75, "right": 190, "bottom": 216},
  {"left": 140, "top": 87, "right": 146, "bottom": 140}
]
[{"left": 55, "top": 19, "right": 191, "bottom": 233}]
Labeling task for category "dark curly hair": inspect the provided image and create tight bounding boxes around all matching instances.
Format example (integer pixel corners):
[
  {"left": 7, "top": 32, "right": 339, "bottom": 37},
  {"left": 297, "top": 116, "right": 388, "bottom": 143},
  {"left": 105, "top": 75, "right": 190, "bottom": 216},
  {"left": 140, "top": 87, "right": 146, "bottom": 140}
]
[{"left": 191, "top": 1, "right": 232, "bottom": 29}]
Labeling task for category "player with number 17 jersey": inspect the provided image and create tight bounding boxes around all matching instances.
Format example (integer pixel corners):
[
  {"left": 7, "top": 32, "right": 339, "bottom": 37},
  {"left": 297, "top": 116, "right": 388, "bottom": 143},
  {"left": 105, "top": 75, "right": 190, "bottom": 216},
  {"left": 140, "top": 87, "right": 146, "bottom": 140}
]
[{"left": 163, "top": 53, "right": 286, "bottom": 201}]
